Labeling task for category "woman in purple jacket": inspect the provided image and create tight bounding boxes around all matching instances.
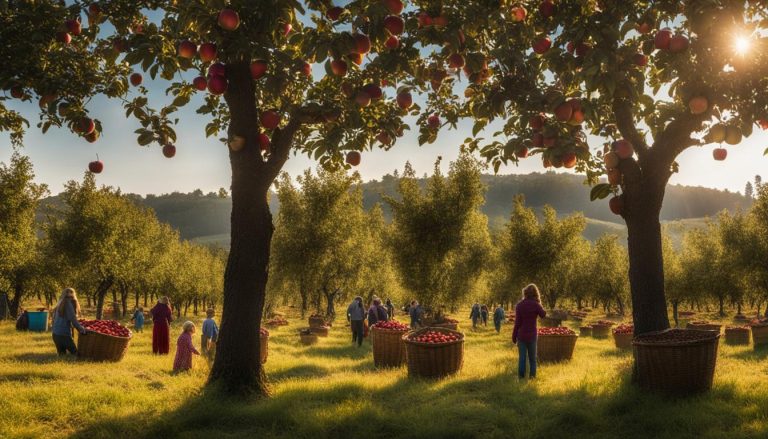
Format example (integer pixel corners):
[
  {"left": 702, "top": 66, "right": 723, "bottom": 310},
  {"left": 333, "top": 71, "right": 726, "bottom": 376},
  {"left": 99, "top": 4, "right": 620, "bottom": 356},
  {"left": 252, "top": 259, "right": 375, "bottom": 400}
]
[{"left": 512, "top": 284, "right": 546, "bottom": 379}]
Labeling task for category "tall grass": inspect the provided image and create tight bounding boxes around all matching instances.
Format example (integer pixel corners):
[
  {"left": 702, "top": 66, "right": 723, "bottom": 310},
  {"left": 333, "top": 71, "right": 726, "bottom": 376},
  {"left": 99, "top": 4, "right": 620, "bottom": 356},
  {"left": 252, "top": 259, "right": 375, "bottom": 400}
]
[{"left": 1, "top": 311, "right": 767, "bottom": 439}]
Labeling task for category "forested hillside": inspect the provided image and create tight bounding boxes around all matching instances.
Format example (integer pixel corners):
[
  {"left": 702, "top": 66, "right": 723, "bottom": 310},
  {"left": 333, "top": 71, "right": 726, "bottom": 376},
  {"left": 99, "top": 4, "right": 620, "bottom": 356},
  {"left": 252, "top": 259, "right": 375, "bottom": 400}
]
[{"left": 38, "top": 172, "right": 752, "bottom": 246}]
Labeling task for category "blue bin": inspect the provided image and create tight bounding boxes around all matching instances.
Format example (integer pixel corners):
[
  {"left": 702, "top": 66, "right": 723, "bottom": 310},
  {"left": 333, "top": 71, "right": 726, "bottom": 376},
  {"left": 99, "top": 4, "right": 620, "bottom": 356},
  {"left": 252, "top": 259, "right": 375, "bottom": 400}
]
[{"left": 27, "top": 311, "right": 49, "bottom": 332}]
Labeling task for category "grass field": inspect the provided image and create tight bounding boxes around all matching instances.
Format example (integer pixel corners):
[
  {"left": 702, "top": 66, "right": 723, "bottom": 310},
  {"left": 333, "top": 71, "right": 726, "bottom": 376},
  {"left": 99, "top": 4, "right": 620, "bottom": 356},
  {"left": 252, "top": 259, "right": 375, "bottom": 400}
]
[{"left": 1, "top": 310, "right": 768, "bottom": 439}]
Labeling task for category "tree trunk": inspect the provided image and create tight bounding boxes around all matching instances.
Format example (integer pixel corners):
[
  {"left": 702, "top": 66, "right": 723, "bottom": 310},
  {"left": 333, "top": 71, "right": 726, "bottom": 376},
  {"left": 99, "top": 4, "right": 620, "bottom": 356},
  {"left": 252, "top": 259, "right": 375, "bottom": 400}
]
[
  {"left": 8, "top": 288, "right": 22, "bottom": 318},
  {"left": 119, "top": 282, "right": 128, "bottom": 317},
  {"left": 143, "top": 291, "right": 148, "bottom": 308},
  {"left": 184, "top": 300, "right": 190, "bottom": 316},
  {"left": 194, "top": 298, "right": 199, "bottom": 315},
  {"left": 135, "top": 291, "right": 140, "bottom": 310},
  {"left": 95, "top": 277, "right": 115, "bottom": 320},
  {"left": 300, "top": 289, "right": 308, "bottom": 318},
  {"left": 624, "top": 204, "right": 670, "bottom": 335},
  {"left": 672, "top": 299, "right": 679, "bottom": 327},
  {"left": 737, "top": 302, "right": 742, "bottom": 315},
  {"left": 718, "top": 296, "right": 725, "bottom": 317}
]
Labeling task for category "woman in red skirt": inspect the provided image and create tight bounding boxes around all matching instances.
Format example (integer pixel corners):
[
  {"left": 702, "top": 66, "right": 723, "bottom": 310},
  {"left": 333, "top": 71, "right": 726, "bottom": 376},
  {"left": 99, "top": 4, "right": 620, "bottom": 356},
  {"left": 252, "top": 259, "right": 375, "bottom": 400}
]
[{"left": 150, "top": 296, "right": 173, "bottom": 354}]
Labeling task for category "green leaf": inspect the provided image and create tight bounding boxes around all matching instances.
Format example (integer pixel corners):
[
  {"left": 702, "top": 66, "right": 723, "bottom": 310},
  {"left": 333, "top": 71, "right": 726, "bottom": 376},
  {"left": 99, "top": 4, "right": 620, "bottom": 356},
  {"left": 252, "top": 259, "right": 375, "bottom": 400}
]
[
  {"left": 590, "top": 183, "right": 612, "bottom": 201},
  {"left": 137, "top": 132, "right": 154, "bottom": 146},
  {"left": 172, "top": 96, "right": 190, "bottom": 107}
]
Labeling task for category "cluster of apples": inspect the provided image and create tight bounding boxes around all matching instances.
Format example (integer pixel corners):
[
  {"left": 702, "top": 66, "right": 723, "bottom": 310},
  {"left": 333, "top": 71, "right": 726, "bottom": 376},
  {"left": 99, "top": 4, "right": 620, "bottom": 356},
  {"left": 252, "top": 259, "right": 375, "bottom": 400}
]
[
  {"left": 265, "top": 317, "right": 289, "bottom": 326},
  {"left": 78, "top": 319, "right": 131, "bottom": 338},
  {"left": 613, "top": 323, "right": 634, "bottom": 335},
  {"left": 530, "top": 1, "right": 556, "bottom": 54},
  {"left": 654, "top": 28, "right": 689, "bottom": 53},
  {"left": 537, "top": 326, "right": 575, "bottom": 336},
  {"left": 703, "top": 121, "right": 743, "bottom": 162},
  {"left": 57, "top": 17, "right": 82, "bottom": 45},
  {"left": 592, "top": 320, "right": 616, "bottom": 327},
  {"left": 373, "top": 320, "right": 410, "bottom": 331},
  {"left": 602, "top": 139, "right": 634, "bottom": 215},
  {"left": 408, "top": 330, "right": 461, "bottom": 344}
]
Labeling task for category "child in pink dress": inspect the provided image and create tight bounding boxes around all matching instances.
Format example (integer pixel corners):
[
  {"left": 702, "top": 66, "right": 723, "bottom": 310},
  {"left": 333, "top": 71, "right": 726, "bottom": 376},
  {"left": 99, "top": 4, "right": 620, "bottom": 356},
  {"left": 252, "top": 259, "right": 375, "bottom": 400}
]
[{"left": 173, "top": 321, "right": 200, "bottom": 372}]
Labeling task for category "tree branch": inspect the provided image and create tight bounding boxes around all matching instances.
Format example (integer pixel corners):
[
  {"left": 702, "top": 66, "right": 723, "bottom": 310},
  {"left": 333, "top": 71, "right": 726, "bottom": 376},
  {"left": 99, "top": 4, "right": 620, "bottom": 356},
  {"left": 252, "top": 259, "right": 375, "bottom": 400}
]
[
  {"left": 264, "top": 115, "right": 301, "bottom": 183},
  {"left": 612, "top": 98, "right": 649, "bottom": 160},
  {"left": 650, "top": 113, "right": 705, "bottom": 169}
]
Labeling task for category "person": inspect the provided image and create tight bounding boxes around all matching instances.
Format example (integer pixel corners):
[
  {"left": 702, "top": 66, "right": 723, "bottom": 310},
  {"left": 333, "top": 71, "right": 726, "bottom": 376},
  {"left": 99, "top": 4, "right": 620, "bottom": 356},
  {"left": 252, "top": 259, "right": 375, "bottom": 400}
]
[
  {"left": 51, "top": 288, "right": 87, "bottom": 356},
  {"left": 493, "top": 304, "right": 506, "bottom": 333},
  {"left": 385, "top": 298, "right": 395, "bottom": 318},
  {"left": 173, "top": 321, "right": 200, "bottom": 372},
  {"left": 150, "top": 297, "right": 173, "bottom": 355},
  {"left": 347, "top": 296, "right": 366, "bottom": 347},
  {"left": 131, "top": 307, "right": 145, "bottom": 333},
  {"left": 469, "top": 302, "right": 481, "bottom": 328},
  {"left": 367, "top": 298, "right": 389, "bottom": 327},
  {"left": 481, "top": 304, "right": 489, "bottom": 326},
  {"left": 201, "top": 308, "right": 219, "bottom": 359},
  {"left": 512, "top": 284, "right": 547, "bottom": 379},
  {"left": 15, "top": 308, "right": 29, "bottom": 331},
  {"left": 408, "top": 300, "right": 422, "bottom": 329}
]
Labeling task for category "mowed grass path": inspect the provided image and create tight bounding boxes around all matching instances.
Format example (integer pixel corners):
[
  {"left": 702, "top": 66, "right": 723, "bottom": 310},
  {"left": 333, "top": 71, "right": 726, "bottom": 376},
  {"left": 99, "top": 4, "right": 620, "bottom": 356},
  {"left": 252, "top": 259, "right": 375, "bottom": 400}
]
[{"left": 1, "top": 311, "right": 768, "bottom": 439}]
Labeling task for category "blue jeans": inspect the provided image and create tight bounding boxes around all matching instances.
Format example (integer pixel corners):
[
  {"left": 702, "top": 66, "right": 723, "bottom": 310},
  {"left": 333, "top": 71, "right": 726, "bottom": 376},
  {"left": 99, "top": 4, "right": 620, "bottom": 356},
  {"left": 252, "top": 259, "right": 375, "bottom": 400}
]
[{"left": 517, "top": 340, "right": 537, "bottom": 378}]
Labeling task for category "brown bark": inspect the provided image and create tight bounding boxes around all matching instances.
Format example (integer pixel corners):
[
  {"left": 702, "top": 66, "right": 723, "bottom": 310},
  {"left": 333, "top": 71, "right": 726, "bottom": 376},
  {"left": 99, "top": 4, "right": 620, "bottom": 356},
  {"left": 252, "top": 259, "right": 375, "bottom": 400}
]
[{"left": 94, "top": 276, "right": 115, "bottom": 320}]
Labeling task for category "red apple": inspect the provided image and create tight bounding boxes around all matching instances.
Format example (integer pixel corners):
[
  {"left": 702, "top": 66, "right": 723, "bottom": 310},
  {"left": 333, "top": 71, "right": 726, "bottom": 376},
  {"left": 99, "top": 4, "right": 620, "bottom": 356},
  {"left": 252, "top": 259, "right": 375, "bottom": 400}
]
[
  {"left": 354, "top": 33, "right": 371, "bottom": 54},
  {"left": 562, "top": 152, "right": 577, "bottom": 168},
  {"left": 614, "top": 139, "right": 634, "bottom": 159},
  {"left": 384, "top": 15, "right": 405, "bottom": 35},
  {"left": 198, "top": 43, "right": 217, "bottom": 62},
  {"left": 129, "top": 73, "right": 142, "bottom": 87},
  {"left": 260, "top": 110, "right": 281, "bottom": 130},
  {"left": 162, "top": 144, "right": 176, "bottom": 158},
  {"left": 533, "top": 37, "right": 552, "bottom": 54},
  {"left": 88, "top": 160, "right": 104, "bottom": 173},
  {"left": 448, "top": 53, "right": 466, "bottom": 69},
  {"left": 427, "top": 114, "right": 440, "bottom": 129},
  {"left": 258, "top": 133, "right": 271, "bottom": 151},
  {"left": 566, "top": 41, "right": 575, "bottom": 53},
  {"left": 632, "top": 53, "right": 648, "bottom": 66},
  {"left": 609, "top": 196, "right": 624, "bottom": 215},
  {"left": 554, "top": 102, "right": 573, "bottom": 122},
  {"left": 568, "top": 109, "right": 584, "bottom": 125},
  {"left": 327, "top": 6, "right": 345, "bottom": 21},
  {"left": 417, "top": 12, "right": 432, "bottom": 27},
  {"left": 636, "top": 22, "right": 652, "bottom": 34},
  {"left": 85, "top": 130, "right": 99, "bottom": 143},
  {"left": 669, "top": 35, "right": 689, "bottom": 53},
  {"left": 178, "top": 41, "right": 197, "bottom": 58},
  {"left": 355, "top": 91, "right": 371, "bottom": 107},
  {"left": 348, "top": 52, "right": 364, "bottom": 65},
  {"left": 218, "top": 9, "right": 240, "bottom": 31},
  {"left": 330, "top": 59, "right": 348, "bottom": 76},
  {"left": 712, "top": 148, "right": 727, "bottom": 161},
  {"left": 516, "top": 147, "right": 529, "bottom": 158},
  {"left": 529, "top": 114, "right": 545, "bottom": 131},
  {"left": 376, "top": 131, "right": 392, "bottom": 145},
  {"left": 192, "top": 76, "right": 207, "bottom": 91},
  {"left": 532, "top": 133, "right": 544, "bottom": 147},
  {"left": 57, "top": 32, "right": 71, "bottom": 44},
  {"left": 575, "top": 42, "right": 591, "bottom": 57},
  {"left": 346, "top": 151, "right": 361, "bottom": 166},
  {"left": 10, "top": 87, "right": 23, "bottom": 99},
  {"left": 78, "top": 117, "right": 95, "bottom": 135},
  {"left": 654, "top": 28, "right": 672, "bottom": 50},
  {"left": 385, "top": 35, "right": 400, "bottom": 49},
  {"left": 510, "top": 5, "right": 527, "bottom": 22},
  {"left": 65, "top": 19, "right": 82, "bottom": 36},
  {"left": 207, "top": 75, "right": 228, "bottom": 95},
  {"left": 300, "top": 61, "right": 312, "bottom": 77},
  {"left": 396, "top": 91, "right": 413, "bottom": 110},
  {"left": 282, "top": 23, "right": 292, "bottom": 36},
  {"left": 383, "top": 0, "right": 404, "bottom": 14},
  {"left": 363, "top": 83, "right": 383, "bottom": 100},
  {"left": 539, "top": 0, "right": 555, "bottom": 18},
  {"left": 250, "top": 60, "right": 267, "bottom": 79},
  {"left": 688, "top": 96, "right": 708, "bottom": 115},
  {"left": 208, "top": 62, "right": 227, "bottom": 78},
  {"left": 432, "top": 15, "right": 448, "bottom": 27}
]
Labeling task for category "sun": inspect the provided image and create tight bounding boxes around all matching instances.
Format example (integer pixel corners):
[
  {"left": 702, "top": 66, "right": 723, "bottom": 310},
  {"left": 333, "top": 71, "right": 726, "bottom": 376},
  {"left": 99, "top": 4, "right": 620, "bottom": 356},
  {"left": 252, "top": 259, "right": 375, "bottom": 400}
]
[{"left": 735, "top": 36, "right": 751, "bottom": 54}]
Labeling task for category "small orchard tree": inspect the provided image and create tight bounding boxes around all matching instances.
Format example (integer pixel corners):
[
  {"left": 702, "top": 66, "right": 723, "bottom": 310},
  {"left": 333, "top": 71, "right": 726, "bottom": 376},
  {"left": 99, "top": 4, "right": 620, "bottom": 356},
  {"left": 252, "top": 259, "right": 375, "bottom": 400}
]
[
  {"left": 385, "top": 153, "right": 491, "bottom": 313},
  {"left": 0, "top": 154, "right": 48, "bottom": 317},
  {"left": 1, "top": 0, "right": 431, "bottom": 394},
  {"left": 422, "top": 0, "right": 768, "bottom": 334},
  {"left": 589, "top": 234, "right": 630, "bottom": 315}
]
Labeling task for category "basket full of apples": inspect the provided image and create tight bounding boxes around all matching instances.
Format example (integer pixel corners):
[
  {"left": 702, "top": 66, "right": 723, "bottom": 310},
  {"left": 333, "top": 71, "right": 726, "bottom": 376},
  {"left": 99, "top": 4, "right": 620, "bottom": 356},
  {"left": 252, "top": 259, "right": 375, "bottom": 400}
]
[
  {"left": 371, "top": 320, "right": 410, "bottom": 368},
  {"left": 687, "top": 321, "right": 722, "bottom": 333},
  {"left": 590, "top": 320, "right": 615, "bottom": 338},
  {"left": 724, "top": 326, "right": 750, "bottom": 346},
  {"left": 536, "top": 327, "right": 578, "bottom": 363},
  {"left": 403, "top": 327, "right": 464, "bottom": 378},
  {"left": 264, "top": 317, "right": 289, "bottom": 329},
  {"left": 612, "top": 324, "right": 634, "bottom": 350},
  {"left": 76, "top": 319, "right": 132, "bottom": 362}
]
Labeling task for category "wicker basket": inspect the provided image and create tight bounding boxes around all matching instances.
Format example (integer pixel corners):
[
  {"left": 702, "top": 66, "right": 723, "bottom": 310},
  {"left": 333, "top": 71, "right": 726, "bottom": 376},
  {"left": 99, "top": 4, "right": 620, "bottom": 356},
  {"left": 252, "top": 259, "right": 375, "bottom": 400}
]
[
  {"left": 613, "top": 332, "right": 634, "bottom": 350},
  {"left": 260, "top": 334, "right": 269, "bottom": 364},
  {"left": 403, "top": 327, "right": 464, "bottom": 378},
  {"left": 300, "top": 332, "right": 318, "bottom": 345},
  {"left": 687, "top": 323, "right": 722, "bottom": 333},
  {"left": 633, "top": 329, "right": 720, "bottom": 395},
  {"left": 591, "top": 324, "right": 612, "bottom": 338},
  {"left": 724, "top": 328, "right": 750, "bottom": 346},
  {"left": 371, "top": 326, "right": 408, "bottom": 368},
  {"left": 537, "top": 333, "right": 578, "bottom": 362},
  {"left": 751, "top": 324, "right": 768, "bottom": 347},
  {"left": 308, "top": 316, "right": 326, "bottom": 328},
  {"left": 540, "top": 317, "right": 561, "bottom": 327},
  {"left": 76, "top": 331, "right": 131, "bottom": 362},
  {"left": 310, "top": 326, "right": 330, "bottom": 337},
  {"left": 579, "top": 326, "right": 592, "bottom": 337}
]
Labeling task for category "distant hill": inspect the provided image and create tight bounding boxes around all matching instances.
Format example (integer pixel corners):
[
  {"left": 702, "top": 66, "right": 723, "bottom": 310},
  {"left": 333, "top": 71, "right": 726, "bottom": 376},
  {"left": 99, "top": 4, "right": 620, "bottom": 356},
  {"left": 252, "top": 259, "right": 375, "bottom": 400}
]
[{"left": 38, "top": 172, "right": 751, "bottom": 248}]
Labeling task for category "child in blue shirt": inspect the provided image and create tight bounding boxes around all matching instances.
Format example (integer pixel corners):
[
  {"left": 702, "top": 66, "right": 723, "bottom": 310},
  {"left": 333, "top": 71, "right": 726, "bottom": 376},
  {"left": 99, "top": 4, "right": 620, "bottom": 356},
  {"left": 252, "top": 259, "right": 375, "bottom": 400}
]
[
  {"left": 201, "top": 308, "right": 219, "bottom": 360},
  {"left": 131, "top": 307, "right": 145, "bottom": 333}
]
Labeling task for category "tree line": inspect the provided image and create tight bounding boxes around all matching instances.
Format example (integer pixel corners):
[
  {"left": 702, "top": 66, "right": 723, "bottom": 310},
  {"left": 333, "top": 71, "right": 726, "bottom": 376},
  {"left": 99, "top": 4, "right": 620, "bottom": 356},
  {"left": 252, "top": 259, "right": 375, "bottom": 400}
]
[{"left": 0, "top": 154, "right": 225, "bottom": 319}]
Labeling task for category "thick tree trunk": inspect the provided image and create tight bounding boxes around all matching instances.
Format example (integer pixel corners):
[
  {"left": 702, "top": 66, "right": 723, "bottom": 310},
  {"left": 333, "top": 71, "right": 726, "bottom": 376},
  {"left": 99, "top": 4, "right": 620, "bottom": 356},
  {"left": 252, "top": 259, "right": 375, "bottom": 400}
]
[
  {"left": 624, "top": 199, "right": 670, "bottom": 335},
  {"left": 95, "top": 277, "right": 115, "bottom": 320},
  {"left": 9, "top": 289, "right": 22, "bottom": 318}
]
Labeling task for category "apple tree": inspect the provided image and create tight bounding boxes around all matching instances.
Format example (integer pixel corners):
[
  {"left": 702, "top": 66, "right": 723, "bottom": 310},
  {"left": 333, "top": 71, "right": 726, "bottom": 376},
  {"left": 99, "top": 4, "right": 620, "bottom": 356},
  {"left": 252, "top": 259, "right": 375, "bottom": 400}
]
[
  {"left": 414, "top": 0, "right": 768, "bottom": 334},
  {"left": 0, "top": 0, "right": 430, "bottom": 394}
]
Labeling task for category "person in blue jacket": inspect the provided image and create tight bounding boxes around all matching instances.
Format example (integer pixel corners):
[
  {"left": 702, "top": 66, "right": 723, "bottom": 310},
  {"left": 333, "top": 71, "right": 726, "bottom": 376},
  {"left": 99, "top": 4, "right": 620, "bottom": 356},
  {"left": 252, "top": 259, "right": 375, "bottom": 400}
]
[
  {"left": 493, "top": 304, "right": 506, "bottom": 333},
  {"left": 51, "top": 288, "right": 87, "bottom": 355},
  {"left": 469, "top": 302, "right": 481, "bottom": 328}
]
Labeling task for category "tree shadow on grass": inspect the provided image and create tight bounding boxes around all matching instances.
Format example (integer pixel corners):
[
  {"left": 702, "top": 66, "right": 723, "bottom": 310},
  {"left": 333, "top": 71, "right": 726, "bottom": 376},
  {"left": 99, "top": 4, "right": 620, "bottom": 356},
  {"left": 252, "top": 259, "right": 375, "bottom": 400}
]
[
  {"left": 0, "top": 371, "right": 59, "bottom": 382},
  {"left": 269, "top": 364, "right": 330, "bottom": 381},
  {"left": 729, "top": 345, "right": 768, "bottom": 361},
  {"left": 600, "top": 348, "right": 633, "bottom": 358},
  {"left": 11, "top": 352, "right": 66, "bottom": 364}
]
